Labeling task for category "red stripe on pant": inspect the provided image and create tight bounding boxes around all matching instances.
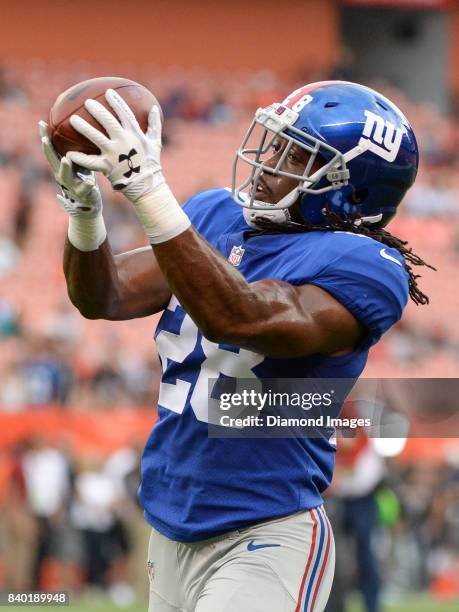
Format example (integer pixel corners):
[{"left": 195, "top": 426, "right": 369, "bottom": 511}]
[
  {"left": 310, "top": 507, "right": 332, "bottom": 611},
  {"left": 295, "top": 509, "right": 318, "bottom": 612}
]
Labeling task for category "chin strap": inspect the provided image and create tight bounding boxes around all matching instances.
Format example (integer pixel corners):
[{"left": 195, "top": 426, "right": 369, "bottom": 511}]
[
  {"left": 242, "top": 187, "right": 299, "bottom": 229},
  {"left": 243, "top": 206, "right": 292, "bottom": 229}
]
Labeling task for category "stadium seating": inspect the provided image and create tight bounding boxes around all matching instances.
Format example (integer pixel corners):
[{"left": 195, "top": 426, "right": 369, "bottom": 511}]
[{"left": 1, "top": 60, "right": 458, "bottom": 410}]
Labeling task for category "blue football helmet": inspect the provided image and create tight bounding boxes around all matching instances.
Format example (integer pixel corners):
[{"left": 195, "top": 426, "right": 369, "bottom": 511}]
[{"left": 232, "top": 80, "right": 419, "bottom": 228}]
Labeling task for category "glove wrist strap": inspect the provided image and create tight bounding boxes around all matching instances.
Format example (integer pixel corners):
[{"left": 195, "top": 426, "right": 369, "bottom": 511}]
[
  {"left": 68, "top": 213, "right": 107, "bottom": 252},
  {"left": 134, "top": 183, "right": 191, "bottom": 244}
]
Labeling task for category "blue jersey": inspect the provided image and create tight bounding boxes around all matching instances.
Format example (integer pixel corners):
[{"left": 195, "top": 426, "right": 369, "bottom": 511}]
[{"left": 139, "top": 188, "right": 408, "bottom": 542}]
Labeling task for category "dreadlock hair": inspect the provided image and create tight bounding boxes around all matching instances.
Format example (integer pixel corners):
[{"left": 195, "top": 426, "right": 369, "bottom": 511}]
[{"left": 253, "top": 210, "right": 436, "bottom": 306}]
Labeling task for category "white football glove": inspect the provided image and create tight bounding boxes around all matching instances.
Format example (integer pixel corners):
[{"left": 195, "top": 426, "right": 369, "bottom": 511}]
[
  {"left": 65, "top": 89, "right": 191, "bottom": 245},
  {"left": 39, "top": 121, "right": 106, "bottom": 251},
  {"left": 67, "top": 89, "right": 164, "bottom": 203},
  {"left": 39, "top": 120, "right": 103, "bottom": 218}
]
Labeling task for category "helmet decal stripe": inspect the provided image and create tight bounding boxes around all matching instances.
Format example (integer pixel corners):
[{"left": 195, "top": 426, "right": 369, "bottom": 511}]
[{"left": 282, "top": 81, "right": 351, "bottom": 109}]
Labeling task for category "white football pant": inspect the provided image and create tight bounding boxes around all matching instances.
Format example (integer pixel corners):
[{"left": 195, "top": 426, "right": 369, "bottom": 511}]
[{"left": 147, "top": 506, "right": 334, "bottom": 612}]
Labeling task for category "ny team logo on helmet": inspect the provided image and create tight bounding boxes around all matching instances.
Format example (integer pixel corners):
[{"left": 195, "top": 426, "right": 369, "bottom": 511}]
[
  {"left": 232, "top": 80, "right": 419, "bottom": 228},
  {"left": 360, "top": 110, "right": 403, "bottom": 162}
]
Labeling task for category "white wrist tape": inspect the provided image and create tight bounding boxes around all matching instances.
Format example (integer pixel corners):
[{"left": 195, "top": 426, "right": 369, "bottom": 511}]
[
  {"left": 134, "top": 183, "right": 191, "bottom": 244},
  {"left": 68, "top": 213, "right": 107, "bottom": 252}
]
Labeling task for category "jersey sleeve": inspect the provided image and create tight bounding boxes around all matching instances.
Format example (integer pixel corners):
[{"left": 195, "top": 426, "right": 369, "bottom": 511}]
[{"left": 307, "top": 239, "right": 409, "bottom": 346}]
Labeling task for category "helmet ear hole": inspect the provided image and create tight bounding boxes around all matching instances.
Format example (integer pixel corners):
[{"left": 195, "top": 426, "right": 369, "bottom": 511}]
[{"left": 348, "top": 188, "right": 368, "bottom": 204}]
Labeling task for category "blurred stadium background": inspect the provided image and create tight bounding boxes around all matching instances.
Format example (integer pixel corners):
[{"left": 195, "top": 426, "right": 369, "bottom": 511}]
[{"left": 0, "top": 1, "right": 458, "bottom": 610}]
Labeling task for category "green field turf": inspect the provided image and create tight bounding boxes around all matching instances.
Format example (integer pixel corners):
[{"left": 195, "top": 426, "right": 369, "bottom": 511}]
[
  {"left": 348, "top": 593, "right": 459, "bottom": 612},
  {"left": 15, "top": 593, "right": 459, "bottom": 612}
]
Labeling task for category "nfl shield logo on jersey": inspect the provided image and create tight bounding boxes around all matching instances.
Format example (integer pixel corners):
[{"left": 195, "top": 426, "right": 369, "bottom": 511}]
[
  {"left": 228, "top": 245, "right": 245, "bottom": 267},
  {"left": 147, "top": 560, "right": 155, "bottom": 581}
]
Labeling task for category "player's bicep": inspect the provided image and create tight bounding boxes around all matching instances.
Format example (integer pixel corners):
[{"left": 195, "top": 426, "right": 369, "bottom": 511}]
[
  {"left": 112, "top": 246, "right": 171, "bottom": 319},
  {"left": 230, "top": 281, "right": 364, "bottom": 358},
  {"left": 293, "top": 284, "right": 365, "bottom": 355}
]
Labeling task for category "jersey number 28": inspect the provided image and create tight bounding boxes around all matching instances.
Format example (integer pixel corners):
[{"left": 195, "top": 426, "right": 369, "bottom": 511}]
[{"left": 155, "top": 297, "right": 264, "bottom": 423}]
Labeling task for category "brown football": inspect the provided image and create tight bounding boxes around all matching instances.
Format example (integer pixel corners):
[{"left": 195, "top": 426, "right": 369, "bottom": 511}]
[{"left": 49, "top": 76, "right": 161, "bottom": 156}]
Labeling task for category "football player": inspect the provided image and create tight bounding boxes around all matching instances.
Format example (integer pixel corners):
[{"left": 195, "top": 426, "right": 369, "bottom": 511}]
[{"left": 39, "top": 81, "right": 432, "bottom": 612}]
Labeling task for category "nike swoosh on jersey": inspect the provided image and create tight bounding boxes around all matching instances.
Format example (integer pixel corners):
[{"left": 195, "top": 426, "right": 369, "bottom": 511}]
[
  {"left": 247, "top": 540, "right": 281, "bottom": 551},
  {"left": 379, "top": 248, "right": 402, "bottom": 266}
]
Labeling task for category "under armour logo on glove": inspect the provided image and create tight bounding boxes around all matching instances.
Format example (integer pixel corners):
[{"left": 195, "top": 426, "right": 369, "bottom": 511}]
[{"left": 119, "top": 148, "right": 141, "bottom": 178}]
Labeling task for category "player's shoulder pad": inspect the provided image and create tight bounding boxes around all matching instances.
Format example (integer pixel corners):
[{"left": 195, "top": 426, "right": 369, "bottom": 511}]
[{"left": 330, "top": 230, "right": 407, "bottom": 272}]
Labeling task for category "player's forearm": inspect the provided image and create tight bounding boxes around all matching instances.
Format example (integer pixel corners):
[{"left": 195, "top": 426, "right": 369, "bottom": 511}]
[
  {"left": 153, "top": 229, "right": 303, "bottom": 348},
  {"left": 63, "top": 238, "right": 122, "bottom": 319}
]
